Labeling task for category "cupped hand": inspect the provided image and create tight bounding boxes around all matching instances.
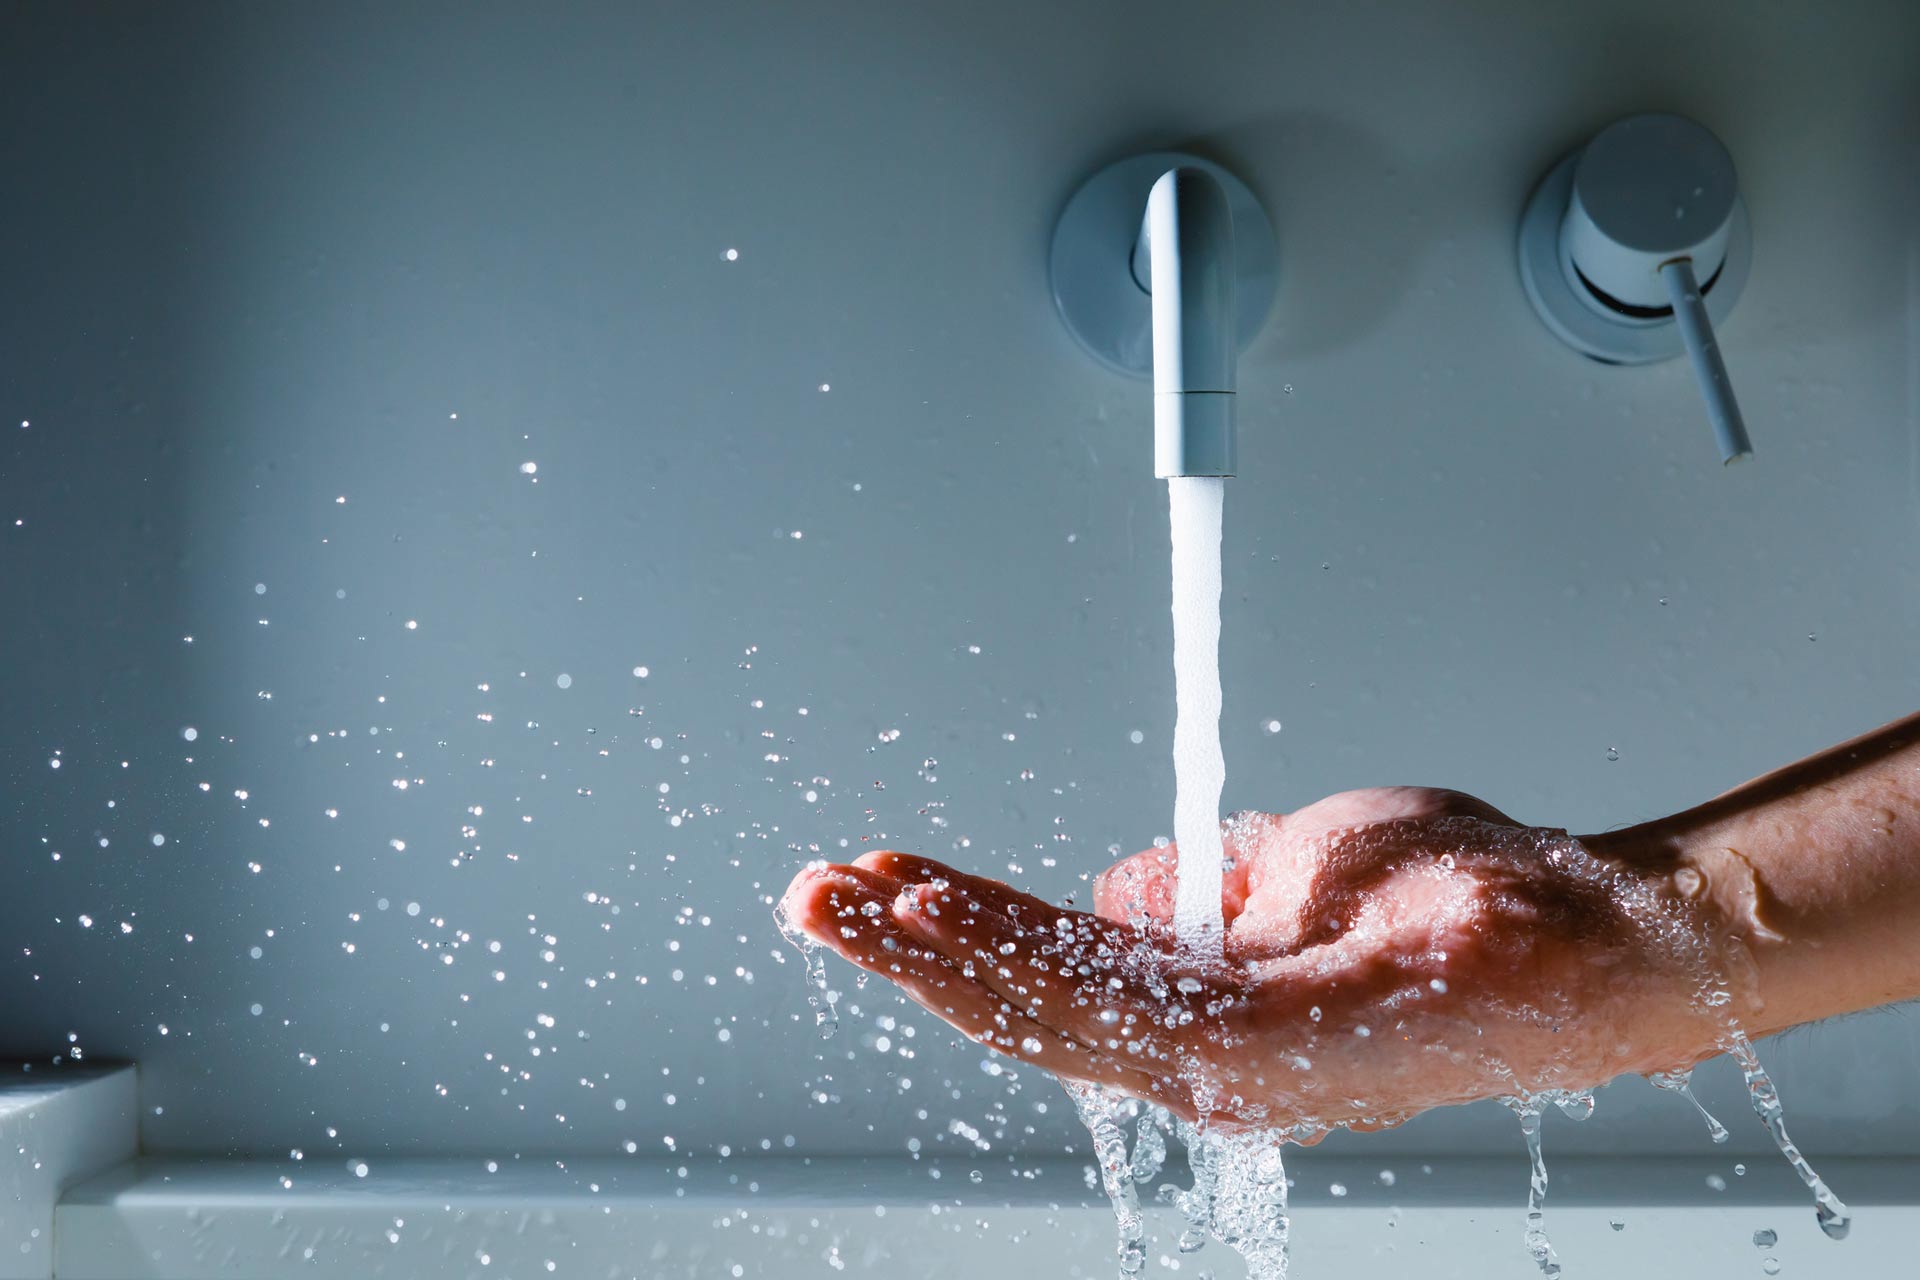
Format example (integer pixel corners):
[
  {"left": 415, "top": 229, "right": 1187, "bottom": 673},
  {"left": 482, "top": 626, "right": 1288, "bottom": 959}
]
[{"left": 779, "top": 788, "right": 1726, "bottom": 1135}]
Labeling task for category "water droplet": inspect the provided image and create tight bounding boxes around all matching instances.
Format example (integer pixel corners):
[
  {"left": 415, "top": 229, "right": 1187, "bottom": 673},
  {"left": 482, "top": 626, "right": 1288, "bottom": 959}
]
[
  {"left": 555, "top": 673, "right": 572, "bottom": 689},
  {"left": 1605, "top": 746, "right": 1620, "bottom": 761},
  {"left": 1650, "top": 1069, "right": 1731, "bottom": 1144},
  {"left": 1752, "top": 1228, "right": 1777, "bottom": 1248}
]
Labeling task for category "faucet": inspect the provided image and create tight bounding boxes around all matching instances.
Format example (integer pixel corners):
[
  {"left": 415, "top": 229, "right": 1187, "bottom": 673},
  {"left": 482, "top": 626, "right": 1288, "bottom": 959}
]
[{"left": 1049, "top": 152, "right": 1278, "bottom": 472}]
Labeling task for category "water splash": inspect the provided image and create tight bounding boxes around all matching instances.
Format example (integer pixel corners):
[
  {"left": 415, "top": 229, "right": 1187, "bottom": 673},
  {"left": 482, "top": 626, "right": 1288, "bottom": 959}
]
[
  {"left": 1725, "top": 1032, "right": 1850, "bottom": 1239},
  {"left": 1648, "top": 1068, "right": 1730, "bottom": 1144},
  {"left": 1167, "top": 477, "right": 1226, "bottom": 955},
  {"left": 1067, "top": 1082, "right": 1147, "bottom": 1275},
  {"left": 1508, "top": 1099, "right": 1562, "bottom": 1278}
]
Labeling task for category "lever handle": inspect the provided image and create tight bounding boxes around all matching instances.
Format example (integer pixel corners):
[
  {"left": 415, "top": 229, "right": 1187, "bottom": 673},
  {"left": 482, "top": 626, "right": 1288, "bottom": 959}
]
[{"left": 1659, "top": 257, "right": 1752, "bottom": 464}]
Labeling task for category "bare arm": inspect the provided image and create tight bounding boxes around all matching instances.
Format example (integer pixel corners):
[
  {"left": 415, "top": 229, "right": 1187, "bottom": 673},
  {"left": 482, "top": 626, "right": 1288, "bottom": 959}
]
[{"left": 1584, "top": 710, "right": 1920, "bottom": 1040}]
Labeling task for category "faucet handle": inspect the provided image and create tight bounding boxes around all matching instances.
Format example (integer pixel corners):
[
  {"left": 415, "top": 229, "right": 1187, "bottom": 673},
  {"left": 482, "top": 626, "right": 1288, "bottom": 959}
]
[
  {"left": 1518, "top": 113, "right": 1756, "bottom": 464},
  {"left": 1659, "top": 257, "right": 1752, "bottom": 463}
]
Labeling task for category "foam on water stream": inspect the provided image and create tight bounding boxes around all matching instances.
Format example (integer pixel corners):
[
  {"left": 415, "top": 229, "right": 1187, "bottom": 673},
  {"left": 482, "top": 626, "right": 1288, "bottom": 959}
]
[{"left": 1166, "top": 477, "right": 1227, "bottom": 954}]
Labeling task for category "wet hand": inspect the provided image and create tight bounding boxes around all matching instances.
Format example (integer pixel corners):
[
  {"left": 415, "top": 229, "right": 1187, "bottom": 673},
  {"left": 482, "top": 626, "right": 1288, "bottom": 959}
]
[{"left": 779, "top": 788, "right": 1726, "bottom": 1135}]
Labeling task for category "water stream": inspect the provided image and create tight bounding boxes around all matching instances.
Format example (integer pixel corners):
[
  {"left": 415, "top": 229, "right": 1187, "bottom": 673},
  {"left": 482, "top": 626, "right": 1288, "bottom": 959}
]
[{"left": 1166, "top": 476, "right": 1227, "bottom": 954}]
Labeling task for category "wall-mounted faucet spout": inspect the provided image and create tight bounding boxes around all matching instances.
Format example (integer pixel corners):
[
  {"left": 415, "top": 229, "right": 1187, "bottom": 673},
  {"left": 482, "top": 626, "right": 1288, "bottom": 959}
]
[
  {"left": 1049, "top": 150, "right": 1277, "bottom": 470},
  {"left": 1134, "top": 168, "right": 1238, "bottom": 478}
]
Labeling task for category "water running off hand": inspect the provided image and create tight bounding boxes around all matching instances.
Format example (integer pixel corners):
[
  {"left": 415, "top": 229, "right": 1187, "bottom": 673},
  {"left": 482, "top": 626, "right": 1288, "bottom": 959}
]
[
  {"left": 1726, "top": 1031, "right": 1851, "bottom": 1239},
  {"left": 775, "top": 905, "right": 839, "bottom": 1037}
]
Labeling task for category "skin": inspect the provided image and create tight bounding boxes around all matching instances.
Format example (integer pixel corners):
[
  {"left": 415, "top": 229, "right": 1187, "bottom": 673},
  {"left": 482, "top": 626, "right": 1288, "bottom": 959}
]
[{"left": 780, "top": 712, "right": 1920, "bottom": 1137}]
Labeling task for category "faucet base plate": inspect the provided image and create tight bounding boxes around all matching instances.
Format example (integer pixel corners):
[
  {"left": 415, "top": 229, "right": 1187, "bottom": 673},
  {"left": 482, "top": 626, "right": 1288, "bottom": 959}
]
[
  {"left": 1518, "top": 148, "right": 1750, "bottom": 367},
  {"left": 1050, "top": 151, "right": 1277, "bottom": 379}
]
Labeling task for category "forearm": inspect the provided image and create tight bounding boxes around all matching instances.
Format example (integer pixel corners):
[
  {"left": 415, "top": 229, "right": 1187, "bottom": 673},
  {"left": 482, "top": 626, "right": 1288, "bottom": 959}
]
[{"left": 1587, "top": 711, "right": 1920, "bottom": 1038}]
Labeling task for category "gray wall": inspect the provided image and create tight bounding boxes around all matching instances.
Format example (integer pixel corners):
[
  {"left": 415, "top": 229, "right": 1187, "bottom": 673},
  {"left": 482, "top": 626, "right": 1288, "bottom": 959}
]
[{"left": 3, "top": 0, "right": 1917, "bottom": 1163}]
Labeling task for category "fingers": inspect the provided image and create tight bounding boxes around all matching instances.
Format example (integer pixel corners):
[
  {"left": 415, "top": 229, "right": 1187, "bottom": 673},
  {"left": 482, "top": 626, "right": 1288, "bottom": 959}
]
[
  {"left": 780, "top": 864, "right": 1182, "bottom": 1108},
  {"left": 853, "top": 850, "right": 1074, "bottom": 925},
  {"left": 888, "top": 875, "right": 1234, "bottom": 1066},
  {"left": 1092, "top": 845, "right": 1179, "bottom": 924}
]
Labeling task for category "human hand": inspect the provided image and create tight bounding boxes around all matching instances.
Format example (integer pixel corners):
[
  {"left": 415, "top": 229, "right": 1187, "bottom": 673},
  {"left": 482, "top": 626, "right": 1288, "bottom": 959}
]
[{"left": 779, "top": 787, "right": 1731, "bottom": 1135}]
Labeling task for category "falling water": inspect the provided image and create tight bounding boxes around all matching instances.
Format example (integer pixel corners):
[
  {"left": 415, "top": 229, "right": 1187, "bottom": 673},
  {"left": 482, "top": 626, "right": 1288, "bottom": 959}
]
[
  {"left": 1130, "top": 1105, "right": 1171, "bottom": 1184},
  {"left": 1648, "top": 1069, "right": 1730, "bottom": 1144},
  {"left": 1172, "top": 1116, "right": 1222, "bottom": 1252},
  {"left": 1068, "top": 1082, "right": 1148, "bottom": 1276},
  {"left": 775, "top": 910, "right": 839, "bottom": 1037},
  {"left": 1175, "top": 1119, "right": 1293, "bottom": 1276},
  {"left": 1725, "top": 1032, "right": 1851, "bottom": 1239},
  {"left": 1166, "top": 477, "right": 1227, "bottom": 953},
  {"left": 1509, "top": 1100, "right": 1563, "bottom": 1278}
]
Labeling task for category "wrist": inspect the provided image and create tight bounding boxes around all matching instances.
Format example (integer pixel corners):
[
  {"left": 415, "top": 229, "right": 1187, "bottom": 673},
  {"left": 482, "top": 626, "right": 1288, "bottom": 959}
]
[{"left": 1574, "top": 820, "right": 1768, "bottom": 1068}]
